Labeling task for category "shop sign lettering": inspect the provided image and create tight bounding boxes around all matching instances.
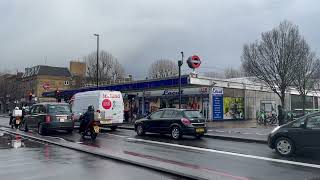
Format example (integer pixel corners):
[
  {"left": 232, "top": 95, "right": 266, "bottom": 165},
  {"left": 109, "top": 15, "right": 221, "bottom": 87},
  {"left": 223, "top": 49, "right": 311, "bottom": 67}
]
[
  {"left": 103, "top": 94, "right": 120, "bottom": 98},
  {"left": 162, "top": 89, "right": 184, "bottom": 96}
]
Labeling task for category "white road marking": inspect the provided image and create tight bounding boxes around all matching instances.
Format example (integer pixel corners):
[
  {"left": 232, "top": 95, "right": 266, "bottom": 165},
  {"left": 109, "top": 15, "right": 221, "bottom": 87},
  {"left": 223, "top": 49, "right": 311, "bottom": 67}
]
[
  {"left": 215, "top": 130, "right": 225, "bottom": 133},
  {"left": 256, "top": 133, "right": 268, "bottom": 136},
  {"left": 127, "top": 137, "right": 320, "bottom": 169}
]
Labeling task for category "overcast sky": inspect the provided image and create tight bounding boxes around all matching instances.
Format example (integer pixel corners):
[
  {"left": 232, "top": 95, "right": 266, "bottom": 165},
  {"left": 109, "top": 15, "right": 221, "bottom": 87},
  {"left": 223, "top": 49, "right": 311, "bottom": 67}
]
[{"left": 1, "top": 0, "right": 320, "bottom": 79}]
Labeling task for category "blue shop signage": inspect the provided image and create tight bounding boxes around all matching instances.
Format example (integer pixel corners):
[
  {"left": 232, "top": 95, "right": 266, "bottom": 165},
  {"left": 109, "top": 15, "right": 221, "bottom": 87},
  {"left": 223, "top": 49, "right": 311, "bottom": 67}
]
[{"left": 212, "top": 88, "right": 223, "bottom": 120}]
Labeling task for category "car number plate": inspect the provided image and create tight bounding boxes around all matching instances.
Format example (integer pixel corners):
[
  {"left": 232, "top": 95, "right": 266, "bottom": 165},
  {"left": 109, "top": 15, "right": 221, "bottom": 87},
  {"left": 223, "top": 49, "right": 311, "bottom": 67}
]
[
  {"left": 196, "top": 128, "right": 204, "bottom": 133},
  {"left": 60, "top": 118, "right": 66, "bottom": 122},
  {"left": 93, "top": 126, "right": 100, "bottom": 133}
]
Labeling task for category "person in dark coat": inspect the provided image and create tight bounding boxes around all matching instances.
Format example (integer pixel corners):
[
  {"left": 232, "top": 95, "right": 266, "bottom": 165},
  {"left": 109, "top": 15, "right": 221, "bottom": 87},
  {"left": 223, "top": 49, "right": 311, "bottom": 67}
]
[{"left": 79, "top": 105, "right": 95, "bottom": 133}]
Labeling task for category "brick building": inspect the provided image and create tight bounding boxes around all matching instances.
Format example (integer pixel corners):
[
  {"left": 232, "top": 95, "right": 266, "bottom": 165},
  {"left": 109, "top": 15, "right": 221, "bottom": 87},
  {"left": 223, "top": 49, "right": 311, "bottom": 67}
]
[{"left": 21, "top": 65, "right": 72, "bottom": 102}]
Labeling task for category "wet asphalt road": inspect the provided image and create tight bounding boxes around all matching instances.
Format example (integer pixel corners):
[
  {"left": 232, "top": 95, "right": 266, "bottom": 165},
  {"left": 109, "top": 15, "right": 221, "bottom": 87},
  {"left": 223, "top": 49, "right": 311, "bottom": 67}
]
[
  {"left": 1, "top": 117, "right": 320, "bottom": 180},
  {"left": 0, "top": 131, "right": 183, "bottom": 180}
]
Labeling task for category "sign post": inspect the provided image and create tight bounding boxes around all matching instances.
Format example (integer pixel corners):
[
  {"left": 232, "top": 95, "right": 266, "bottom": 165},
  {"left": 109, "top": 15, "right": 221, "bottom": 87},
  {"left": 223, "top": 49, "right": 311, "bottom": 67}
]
[{"left": 178, "top": 52, "right": 184, "bottom": 109}]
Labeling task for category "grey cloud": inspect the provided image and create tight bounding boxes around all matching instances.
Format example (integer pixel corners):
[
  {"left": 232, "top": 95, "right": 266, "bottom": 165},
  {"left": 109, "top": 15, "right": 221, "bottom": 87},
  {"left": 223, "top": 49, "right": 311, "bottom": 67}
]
[{"left": 1, "top": 0, "right": 320, "bottom": 78}]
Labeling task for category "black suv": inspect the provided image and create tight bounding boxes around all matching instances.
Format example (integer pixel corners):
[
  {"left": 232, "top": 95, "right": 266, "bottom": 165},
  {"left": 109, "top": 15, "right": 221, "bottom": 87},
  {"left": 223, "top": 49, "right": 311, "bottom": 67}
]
[{"left": 134, "top": 108, "right": 207, "bottom": 140}]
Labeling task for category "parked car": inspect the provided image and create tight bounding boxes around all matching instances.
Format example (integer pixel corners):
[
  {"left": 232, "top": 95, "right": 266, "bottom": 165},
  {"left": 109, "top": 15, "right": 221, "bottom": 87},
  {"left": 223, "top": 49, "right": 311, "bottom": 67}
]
[
  {"left": 134, "top": 108, "right": 207, "bottom": 140},
  {"left": 21, "top": 103, "right": 74, "bottom": 135},
  {"left": 268, "top": 112, "right": 320, "bottom": 157}
]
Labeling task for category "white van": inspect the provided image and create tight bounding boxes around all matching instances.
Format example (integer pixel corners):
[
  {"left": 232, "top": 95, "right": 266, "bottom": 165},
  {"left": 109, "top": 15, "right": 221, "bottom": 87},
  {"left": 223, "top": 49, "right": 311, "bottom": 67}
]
[{"left": 71, "top": 90, "right": 124, "bottom": 130}]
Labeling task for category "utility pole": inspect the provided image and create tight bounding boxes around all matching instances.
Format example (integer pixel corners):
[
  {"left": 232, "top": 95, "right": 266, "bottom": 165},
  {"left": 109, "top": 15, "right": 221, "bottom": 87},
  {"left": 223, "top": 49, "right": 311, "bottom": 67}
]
[
  {"left": 94, "top": 34, "right": 99, "bottom": 89},
  {"left": 178, "top": 52, "right": 184, "bottom": 109}
]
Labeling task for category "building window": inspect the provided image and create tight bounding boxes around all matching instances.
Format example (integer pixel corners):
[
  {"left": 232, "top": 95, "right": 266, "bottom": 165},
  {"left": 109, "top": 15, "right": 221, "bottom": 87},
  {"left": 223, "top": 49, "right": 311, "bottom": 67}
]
[{"left": 64, "top": 81, "right": 69, "bottom": 86}]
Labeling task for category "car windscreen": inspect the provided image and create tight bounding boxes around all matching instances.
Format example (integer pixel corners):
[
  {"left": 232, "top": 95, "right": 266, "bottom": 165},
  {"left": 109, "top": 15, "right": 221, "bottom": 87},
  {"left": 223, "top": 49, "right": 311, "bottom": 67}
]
[
  {"left": 48, "top": 105, "right": 71, "bottom": 114},
  {"left": 184, "top": 111, "right": 203, "bottom": 119}
]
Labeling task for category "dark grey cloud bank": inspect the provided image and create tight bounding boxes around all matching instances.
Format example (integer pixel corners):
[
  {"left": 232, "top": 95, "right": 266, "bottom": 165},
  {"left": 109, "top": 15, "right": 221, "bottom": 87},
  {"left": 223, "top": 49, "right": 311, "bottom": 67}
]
[{"left": 1, "top": 0, "right": 320, "bottom": 79}]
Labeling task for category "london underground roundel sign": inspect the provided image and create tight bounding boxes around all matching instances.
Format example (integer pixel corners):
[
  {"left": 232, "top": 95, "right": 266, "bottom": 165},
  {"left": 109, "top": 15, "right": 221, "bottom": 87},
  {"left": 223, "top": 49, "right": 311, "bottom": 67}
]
[{"left": 187, "top": 55, "right": 201, "bottom": 69}]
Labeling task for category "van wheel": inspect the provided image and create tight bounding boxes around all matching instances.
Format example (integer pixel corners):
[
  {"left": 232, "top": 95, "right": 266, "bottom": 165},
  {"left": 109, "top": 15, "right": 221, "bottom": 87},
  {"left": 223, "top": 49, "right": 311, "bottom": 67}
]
[
  {"left": 171, "top": 126, "right": 182, "bottom": 140},
  {"left": 38, "top": 124, "right": 46, "bottom": 135},
  {"left": 136, "top": 124, "right": 145, "bottom": 136},
  {"left": 275, "top": 137, "right": 295, "bottom": 157},
  {"left": 110, "top": 126, "right": 117, "bottom": 131}
]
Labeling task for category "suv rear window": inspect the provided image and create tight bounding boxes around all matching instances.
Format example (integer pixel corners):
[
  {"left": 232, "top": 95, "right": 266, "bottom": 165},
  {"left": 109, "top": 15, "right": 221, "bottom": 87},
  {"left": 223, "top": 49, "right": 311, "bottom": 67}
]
[
  {"left": 48, "top": 105, "right": 71, "bottom": 114},
  {"left": 184, "top": 111, "right": 203, "bottom": 119}
]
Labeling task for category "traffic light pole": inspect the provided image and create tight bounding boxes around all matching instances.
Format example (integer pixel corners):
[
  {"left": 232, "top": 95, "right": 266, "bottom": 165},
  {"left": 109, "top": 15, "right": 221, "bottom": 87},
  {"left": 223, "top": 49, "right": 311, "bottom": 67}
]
[{"left": 178, "top": 52, "right": 184, "bottom": 109}]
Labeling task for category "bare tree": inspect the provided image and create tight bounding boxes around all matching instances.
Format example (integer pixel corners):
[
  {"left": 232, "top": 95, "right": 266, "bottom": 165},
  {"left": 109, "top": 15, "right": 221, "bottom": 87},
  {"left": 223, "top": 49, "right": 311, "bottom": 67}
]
[
  {"left": 293, "top": 50, "right": 320, "bottom": 115},
  {"left": 224, "top": 67, "right": 244, "bottom": 79},
  {"left": 148, "top": 59, "right": 178, "bottom": 79},
  {"left": 84, "top": 50, "right": 125, "bottom": 85},
  {"left": 242, "top": 21, "right": 308, "bottom": 110}
]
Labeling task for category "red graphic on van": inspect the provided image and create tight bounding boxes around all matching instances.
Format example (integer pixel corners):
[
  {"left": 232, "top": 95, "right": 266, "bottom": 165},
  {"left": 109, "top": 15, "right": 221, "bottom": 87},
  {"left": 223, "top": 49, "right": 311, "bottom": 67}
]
[{"left": 102, "top": 99, "right": 112, "bottom": 110}]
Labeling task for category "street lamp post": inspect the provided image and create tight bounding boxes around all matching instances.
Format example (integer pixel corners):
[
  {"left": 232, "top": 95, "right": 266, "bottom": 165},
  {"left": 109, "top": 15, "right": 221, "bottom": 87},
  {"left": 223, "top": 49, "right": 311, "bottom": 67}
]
[
  {"left": 94, "top": 34, "right": 99, "bottom": 89},
  {"left": 178, "top": 52, "right": 184, "bottom": 109}
]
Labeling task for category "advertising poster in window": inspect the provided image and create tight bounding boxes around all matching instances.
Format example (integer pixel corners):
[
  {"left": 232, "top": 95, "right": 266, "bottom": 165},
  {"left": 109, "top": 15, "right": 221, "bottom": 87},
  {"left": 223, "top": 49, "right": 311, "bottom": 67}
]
[{"left": 223, "top": 97, "right": 244, "bottom": 120}]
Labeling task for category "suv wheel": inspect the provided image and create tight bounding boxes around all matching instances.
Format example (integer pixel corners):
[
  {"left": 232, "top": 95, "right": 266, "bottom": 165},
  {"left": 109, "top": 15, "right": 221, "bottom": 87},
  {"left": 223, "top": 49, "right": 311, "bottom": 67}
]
[
  {"left": 275, "top": 137, "right": 295, "bottom": 157},
  {"left": 171, "top": 126, "right": 182, "bottom": 140},
  {"left": 136, "top": 124, "right": 145, "bottom": 136}
]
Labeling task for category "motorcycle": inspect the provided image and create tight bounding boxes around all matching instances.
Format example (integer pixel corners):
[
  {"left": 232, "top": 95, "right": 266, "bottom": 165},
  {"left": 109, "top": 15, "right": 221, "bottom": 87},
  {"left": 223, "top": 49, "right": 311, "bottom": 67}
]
[
  {"left": 11, "top": 116, "right": 22, "bottom": 129},
  {"left": 81, "top": 120, "right": 100, "bottom": 140}
]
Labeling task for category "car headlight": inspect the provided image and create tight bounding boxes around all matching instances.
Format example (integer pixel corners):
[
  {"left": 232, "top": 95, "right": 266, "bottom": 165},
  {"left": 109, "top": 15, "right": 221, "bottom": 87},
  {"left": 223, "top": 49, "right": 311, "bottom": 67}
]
[{"left": 271, "top": 126, "right": 281, "bottom": 134}]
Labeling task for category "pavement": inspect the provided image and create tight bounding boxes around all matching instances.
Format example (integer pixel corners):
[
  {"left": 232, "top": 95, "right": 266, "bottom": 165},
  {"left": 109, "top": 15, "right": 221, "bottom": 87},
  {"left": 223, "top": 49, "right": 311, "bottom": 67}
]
[{"left": 0, "top": 116, "right": 320, "bottom": 180}]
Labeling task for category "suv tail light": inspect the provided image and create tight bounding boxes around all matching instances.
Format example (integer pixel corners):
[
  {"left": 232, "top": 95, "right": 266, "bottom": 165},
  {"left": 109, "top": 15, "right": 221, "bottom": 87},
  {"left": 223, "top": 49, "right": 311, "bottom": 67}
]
[
  {"left": 46, "top": 115, "right": 51, "bottom": 123},
  {"left": 181, "top": 118, "right": 191, "bottom": 126}
]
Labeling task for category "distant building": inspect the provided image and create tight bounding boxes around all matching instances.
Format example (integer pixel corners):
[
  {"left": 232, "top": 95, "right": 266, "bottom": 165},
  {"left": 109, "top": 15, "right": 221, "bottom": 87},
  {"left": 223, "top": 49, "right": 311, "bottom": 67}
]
[
  {"left": 0, "top": 73, "right": 23, "bottom": 112},
  {"left": 69, "top": 61, "right": 87, "bottom": 89},
  {"left": 21, "top": 65, "right": 72, "bottom": 102},
  {"left": 69, "top": 61, "right": 86, "bottom": 77}
]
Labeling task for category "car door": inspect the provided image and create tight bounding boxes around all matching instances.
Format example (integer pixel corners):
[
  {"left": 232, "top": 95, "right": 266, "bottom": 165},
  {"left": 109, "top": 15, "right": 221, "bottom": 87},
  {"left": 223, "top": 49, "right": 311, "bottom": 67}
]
[
  {"left": 28, "top": 105, "right": 40, "bottom": 128},
  {"left": 304, "top": 114, "right": 320, "bottom": 149},
  {"left": 160, "top": 110, "right": 182, "bottom": 133},
  {"left": 145, "top": 110, "right": 163, "bottom": 132},
  {"left": 35, "top": 105, "right": 47, "bottom": 125}
]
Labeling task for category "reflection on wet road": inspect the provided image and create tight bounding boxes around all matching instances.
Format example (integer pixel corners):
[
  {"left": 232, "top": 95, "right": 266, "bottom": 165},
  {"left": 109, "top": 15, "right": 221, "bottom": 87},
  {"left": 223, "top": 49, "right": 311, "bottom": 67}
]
[{"left": 0, "top": 131, "right": 184, "bottom": 180}]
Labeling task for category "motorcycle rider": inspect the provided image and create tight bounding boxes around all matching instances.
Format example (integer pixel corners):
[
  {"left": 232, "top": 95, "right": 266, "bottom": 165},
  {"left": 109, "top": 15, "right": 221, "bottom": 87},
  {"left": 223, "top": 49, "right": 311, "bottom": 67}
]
[
  {"left": 79, "top": 105, "right": 95, "bottom": 133},
  {"left": 9, "top": 107, "right": 20, "bottom": 126}
]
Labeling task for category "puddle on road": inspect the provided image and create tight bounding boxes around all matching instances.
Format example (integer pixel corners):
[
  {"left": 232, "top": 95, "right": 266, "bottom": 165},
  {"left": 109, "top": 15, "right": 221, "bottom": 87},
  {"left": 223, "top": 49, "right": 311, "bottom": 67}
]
[{"left": 0, "top": 130, "right": 44, "bottom": 149}]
